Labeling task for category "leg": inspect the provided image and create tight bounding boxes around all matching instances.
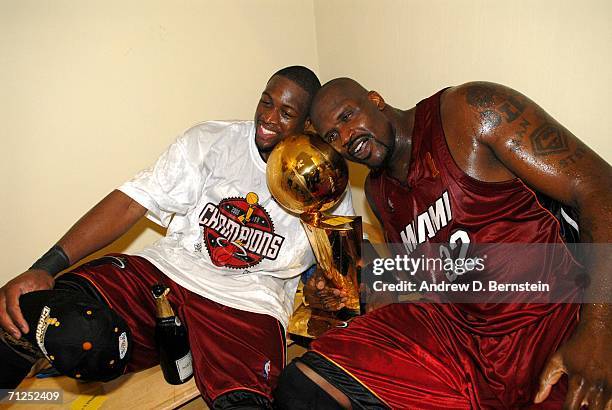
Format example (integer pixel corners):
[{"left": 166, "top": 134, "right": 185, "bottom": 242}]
[
  {"left": 72, "top": 254, "right": 287, "bottom": 408},
  {"left": 273, "top": 361, "right": 346, "bottom": 410},
  {"left": 176, "top": 290, "right": 286, "bottom": 408},
  {"left": 284, "top": 303, "right": 473, "bottom": 410},
  {"left": 211, "top": 390, "right": 274, "bottom": 409},
  {"left": 283, "top": 302, "right": 579, "bottom": 409},
  {"left": 64, "top": 254, "right": 176, "bottom": 372}
]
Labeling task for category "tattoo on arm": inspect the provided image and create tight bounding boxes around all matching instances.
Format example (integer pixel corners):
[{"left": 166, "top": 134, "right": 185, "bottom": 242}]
[
  {"left": 516, "top": 118, "right": 530, "bottom": 138},
  {"left": 508, "top": 118, "right": 532, "bottom": 152},
  {"left": 559, "top": 147, "right": 586, "bottom": 168},
  {"left": 465, "top": 83, "right": 527, "bottom": 135},
  {"left": 529, "top": 124, "right": 569, "bottom": 156},
  {"left": 529, "top": 122, "right": 586, "bottom": 168},
  {"left": 466, "top": 84, "right": 587, "bottom": 173},
  {"left": 466, "top": 85, "right": 495, "bottom": 109},
  {"left": 498, "top": 96, "right": 526, "bottom": 123}
]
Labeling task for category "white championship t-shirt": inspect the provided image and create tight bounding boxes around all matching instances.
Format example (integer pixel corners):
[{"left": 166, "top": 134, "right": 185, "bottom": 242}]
[{"left": 119, "top": 120, "right": 354, "bottom": 328}]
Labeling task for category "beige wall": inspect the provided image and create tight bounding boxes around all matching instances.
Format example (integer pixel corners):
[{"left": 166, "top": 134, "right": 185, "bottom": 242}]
[
  {"left": 2, "top": 0, "right": 610, "bottom": 285},
  {"left": 0, "top": 0, "right": 318, "bottom": 283},
  {"left": 314, "top": 0, "right": 612, "bottom": 224}
]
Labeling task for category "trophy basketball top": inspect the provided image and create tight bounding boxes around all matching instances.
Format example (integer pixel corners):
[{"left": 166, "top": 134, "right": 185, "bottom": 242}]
[{"left": 266, "top": 133, "right": 348, "bottom": 215}]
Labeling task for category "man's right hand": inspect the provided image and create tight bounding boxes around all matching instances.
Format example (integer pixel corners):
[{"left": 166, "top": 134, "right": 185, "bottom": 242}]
[
  {"left": 0, "top": 191, "right": 145, "bottom": 340},
  {"left": 303, "top": 267, "right": 347, "bottom": 311},
  {"left": 0, "top": 270, "right": 54, "bottom": 339}
]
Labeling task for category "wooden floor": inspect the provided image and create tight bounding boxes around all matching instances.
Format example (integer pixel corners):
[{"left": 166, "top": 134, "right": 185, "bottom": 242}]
[
  {"left": 1, "top": 342, "right": 307, "bottom": 410},
  {"left": 1, "top": 365, "right": 199, "bottom": 410}
]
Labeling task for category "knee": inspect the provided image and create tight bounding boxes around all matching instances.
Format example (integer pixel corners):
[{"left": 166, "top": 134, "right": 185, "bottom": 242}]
[
  {"left": 273, "top": 361, "right": 344, "bottom": 410},
  {"left": 212, "top": 390, "right": 272, "bottom": 410}
]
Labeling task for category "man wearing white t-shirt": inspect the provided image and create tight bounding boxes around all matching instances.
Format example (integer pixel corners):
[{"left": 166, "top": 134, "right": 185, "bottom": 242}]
[{"left": 0, "top": 66, "right": 354, "bottom": 408}]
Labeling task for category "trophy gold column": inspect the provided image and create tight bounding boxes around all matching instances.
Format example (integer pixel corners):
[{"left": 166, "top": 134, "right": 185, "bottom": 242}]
[{"left": 266, "top": 133, "right": 362, "bottom": 340}]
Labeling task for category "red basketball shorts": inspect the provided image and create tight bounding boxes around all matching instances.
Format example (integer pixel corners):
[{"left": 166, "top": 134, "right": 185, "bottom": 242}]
[
  {"left": 308, "top": 302, "right": 579, "bottom": 409},
  {"left": 66, "top": 254, "right": 286, "bottom": 405}
]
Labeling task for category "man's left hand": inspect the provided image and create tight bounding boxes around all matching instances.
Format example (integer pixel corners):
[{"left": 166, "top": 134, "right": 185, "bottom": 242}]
[{"left": 535, "top": 316, "right": 611, "bottom": 409}]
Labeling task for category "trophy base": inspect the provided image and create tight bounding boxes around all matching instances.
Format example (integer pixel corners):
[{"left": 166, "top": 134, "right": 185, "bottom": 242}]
[{"left": 287, "top": 304, "right": 359, "bottom": 347}]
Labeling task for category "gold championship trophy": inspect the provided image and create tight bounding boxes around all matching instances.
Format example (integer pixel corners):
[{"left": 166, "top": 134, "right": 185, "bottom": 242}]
[{"left": 266, "top": 133, "right": 363, "bottom": 341}]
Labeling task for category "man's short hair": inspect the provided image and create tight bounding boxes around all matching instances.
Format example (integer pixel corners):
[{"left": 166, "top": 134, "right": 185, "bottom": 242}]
[{"left": 272, "top": 66, "right": 321, "bottom": 104}]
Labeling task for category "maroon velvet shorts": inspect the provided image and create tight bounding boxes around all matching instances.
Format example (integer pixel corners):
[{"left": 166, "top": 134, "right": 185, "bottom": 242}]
[
  {"left": 308, "top": 302, "right": 578, "bottom": 409},
  {"left": 67, "top": 254, "right": 285, "bottom": 404}
]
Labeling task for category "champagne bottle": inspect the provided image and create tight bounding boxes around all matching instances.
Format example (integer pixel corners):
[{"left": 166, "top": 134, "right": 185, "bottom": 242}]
[{"left": 151, "top": 284, "right": 193, "bottom": 385}]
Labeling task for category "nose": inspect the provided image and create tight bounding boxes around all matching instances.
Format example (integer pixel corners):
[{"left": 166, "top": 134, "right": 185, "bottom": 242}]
[
  {"left": 261, "top": 108, "right": 279, "bottom": 125},
  {"left": 339, "top": 126, "right": 353, "bottom": 148}
]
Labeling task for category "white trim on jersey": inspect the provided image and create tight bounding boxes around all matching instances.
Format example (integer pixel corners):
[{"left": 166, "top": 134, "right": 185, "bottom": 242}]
[{"left": 560, "top": 207, "right": 579, "bottom": 233}]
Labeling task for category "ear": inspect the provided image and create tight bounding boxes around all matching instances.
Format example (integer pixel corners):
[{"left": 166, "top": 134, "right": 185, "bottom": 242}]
[{"left": 368, "top": 91, "right": 386, "bottom": 110}]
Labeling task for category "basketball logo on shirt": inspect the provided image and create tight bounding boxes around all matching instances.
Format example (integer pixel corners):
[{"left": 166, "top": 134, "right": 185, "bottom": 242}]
[{"left": 198, "top": 192, "right": 285, "bottom": 269}]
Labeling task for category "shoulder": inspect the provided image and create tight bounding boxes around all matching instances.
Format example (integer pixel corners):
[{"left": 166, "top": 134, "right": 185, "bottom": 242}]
[
  {"left": 451, "top": 81, "right": 520, "bottom": 103},
  {"left": 177, "top": 120, "right": 254, "bottom": 153},
  {"left": 444, "top": 81, "right": 530, "bottom": 117},
  {"left": 442, "top": 81, "right": 536, "bottom": 142},
  {"left": 157, "top": 120, "right": 252, "bottom": 168},
  {"left": 181, "top": 120, "right": 253, "bottom": 142}
]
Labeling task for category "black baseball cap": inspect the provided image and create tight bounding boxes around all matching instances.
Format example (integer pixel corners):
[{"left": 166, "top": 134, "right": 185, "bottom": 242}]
[{"left": 19, "top": 289, "right": 132, "bottom": 382}]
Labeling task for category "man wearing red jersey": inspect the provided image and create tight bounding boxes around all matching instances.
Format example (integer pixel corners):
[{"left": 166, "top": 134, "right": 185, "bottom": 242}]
[{"left": 275, "top": 78, "right": 611, "bottom": 409}]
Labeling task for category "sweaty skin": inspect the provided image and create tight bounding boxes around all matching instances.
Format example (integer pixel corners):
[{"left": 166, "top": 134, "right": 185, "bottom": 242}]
[
  {"left": 305, "top": 78, "right": 611, "bottom": 410},
  {"left": 0, "top": 73, "right": 313, "bottom": 341}
]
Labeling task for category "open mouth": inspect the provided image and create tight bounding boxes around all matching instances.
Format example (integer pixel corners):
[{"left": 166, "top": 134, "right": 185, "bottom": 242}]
[
  {"left": 348, "top": 135, "right": 373, "bottom": 160},
  {"left": 256, "top": 124, "right": 280, "bottom": 141}
]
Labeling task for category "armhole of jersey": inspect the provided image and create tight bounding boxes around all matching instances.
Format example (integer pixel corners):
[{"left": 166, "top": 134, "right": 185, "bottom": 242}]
[
  {"left": 519, "top": 180, "right": 583, "bottom": 267},
  {"left": 533, "top": 191, "right": 580, "bottom": 243}
]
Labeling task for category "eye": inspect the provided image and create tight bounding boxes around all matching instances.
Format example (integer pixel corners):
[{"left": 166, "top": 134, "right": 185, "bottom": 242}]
[
  {"left": 340, "top": 110, "right": 352, "bottom": 122},
  {"left": 281, "top": 110, "right": 294, "bottom": 119},
  {"left": 260, "top": 98, "right": 272, "bottom": 107},
  {"left": 325, "top": 131, "right": 339, "bottom": 143}
]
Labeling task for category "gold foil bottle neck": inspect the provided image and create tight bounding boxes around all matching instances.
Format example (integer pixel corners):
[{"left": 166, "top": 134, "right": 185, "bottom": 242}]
[{"left": 152, "top": 284, "right": 174, "bottom": 318}]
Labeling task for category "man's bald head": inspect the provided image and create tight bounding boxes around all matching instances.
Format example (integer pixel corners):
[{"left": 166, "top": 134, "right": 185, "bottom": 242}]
[
  {"left": 309, "top": 77, "right": 395, "bottom": 169},
  {"left": 311, "top": 78, "right": 369, "bottom": 120}
]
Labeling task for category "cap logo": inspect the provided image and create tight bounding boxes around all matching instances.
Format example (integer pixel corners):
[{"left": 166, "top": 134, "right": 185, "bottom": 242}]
[
  {"left": 35, "top": 305, "right": 53, "bottom": 361},
  {"left": 118, "top": 332, "right": 128, "bottom": 359}
]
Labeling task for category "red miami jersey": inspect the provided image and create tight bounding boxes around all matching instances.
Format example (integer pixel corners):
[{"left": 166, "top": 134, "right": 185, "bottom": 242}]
[
  {"left": 366, "top": 88, "right": 582, "bottom": 333},
  {"left": 310, "top": 89, "right": 583, "bottom": 409}
]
